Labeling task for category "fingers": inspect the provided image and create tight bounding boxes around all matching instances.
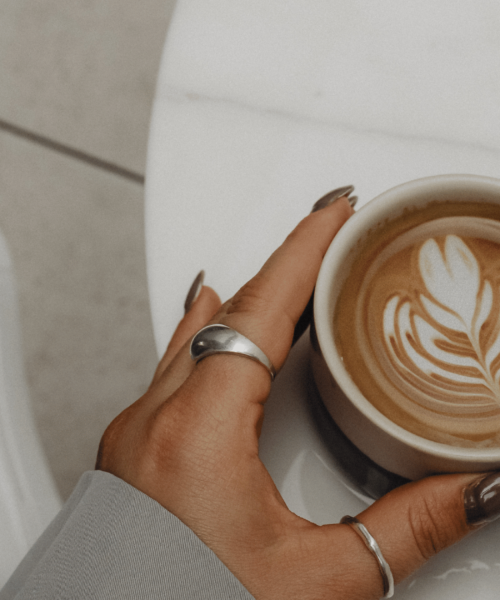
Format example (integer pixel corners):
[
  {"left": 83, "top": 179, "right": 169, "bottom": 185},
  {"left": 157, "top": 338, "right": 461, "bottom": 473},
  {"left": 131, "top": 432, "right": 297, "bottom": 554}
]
[
  {"left": 154, "top": 197, "right": 352, "bottom": 401},
  {"left": 200, "top": 197, "right": 353, "bottom": 385},
  {"left": 158, "top": 196, "right": 354, "bottom": 433},
  {"left": 150, "top": 283, "right": 221, "bottom": 386},
  {"left": 150, "top": 197, "right": 353, "bottom": 464},
  {"left": 201, "top": 471, "right": 499, "bottom": 600},
  {"left": 358, "top": 472, "right": 499, "bottom": 581},
  {"left": 314, "top": 471, "right": 500, "bottom": 598}
]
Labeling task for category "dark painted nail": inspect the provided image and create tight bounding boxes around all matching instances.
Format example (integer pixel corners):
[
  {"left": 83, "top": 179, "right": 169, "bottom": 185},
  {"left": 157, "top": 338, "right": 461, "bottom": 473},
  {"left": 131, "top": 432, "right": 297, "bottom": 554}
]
[
  {"left": 311, "top": 185, "right": 355, "bottom": 213},
  {"left": 464, "top": 472, "right": 500, "bottom": 526},
  {"left": 348, "top": 195, "right": 358, "bottom": 208},
  {"left": 184, "top": 270, "right": 205, "bottom": 314}
]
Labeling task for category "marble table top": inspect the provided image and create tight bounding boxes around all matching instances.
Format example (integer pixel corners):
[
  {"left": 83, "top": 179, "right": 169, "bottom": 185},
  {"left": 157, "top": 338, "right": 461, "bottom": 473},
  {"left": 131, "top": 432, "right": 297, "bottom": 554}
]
[{"left": 145, "top": 1, "right": 500, "bottom": 597}]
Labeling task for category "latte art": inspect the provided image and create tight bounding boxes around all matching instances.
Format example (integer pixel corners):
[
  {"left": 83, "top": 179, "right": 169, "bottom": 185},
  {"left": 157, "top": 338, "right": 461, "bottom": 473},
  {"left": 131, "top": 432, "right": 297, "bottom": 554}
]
[
  {"left": 336, "top": 213, "right": 500, "bottom": 447},
  {"left": 381, "top": 235, "right": 500, "bottom": 408}
]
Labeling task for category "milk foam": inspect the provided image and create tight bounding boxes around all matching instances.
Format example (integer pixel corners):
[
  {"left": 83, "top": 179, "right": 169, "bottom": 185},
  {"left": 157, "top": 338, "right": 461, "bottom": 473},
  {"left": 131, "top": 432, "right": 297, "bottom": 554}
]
[{"left": 355, "top": 217, "right": 500, "bottom": 444}]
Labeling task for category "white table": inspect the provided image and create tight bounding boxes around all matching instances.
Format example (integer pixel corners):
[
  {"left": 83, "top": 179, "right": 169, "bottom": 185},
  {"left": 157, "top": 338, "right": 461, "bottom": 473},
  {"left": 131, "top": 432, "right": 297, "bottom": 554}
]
[{"left": 145, "top": 2, "right": 500, "bottom": 597}]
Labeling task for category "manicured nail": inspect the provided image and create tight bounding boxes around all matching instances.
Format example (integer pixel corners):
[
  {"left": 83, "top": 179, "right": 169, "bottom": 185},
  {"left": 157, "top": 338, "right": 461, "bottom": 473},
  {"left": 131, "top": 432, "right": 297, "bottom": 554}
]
[
  {"left": 184, "top": 270, "right": 205, "bottom": 314},
  {"left": 464, "top": 472, "right": 500, "bottom": 526},
  {"left": 311, "top": 185, "right": 355, "bottom": 213},
  {"left": 348, "top": 195, "right": 358, "bottom": 208}
]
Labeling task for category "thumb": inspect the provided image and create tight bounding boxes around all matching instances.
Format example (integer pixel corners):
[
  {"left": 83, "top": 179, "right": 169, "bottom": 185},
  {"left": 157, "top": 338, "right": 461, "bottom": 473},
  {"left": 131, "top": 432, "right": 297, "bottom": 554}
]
[{"left": 320, "top": 471, "right": 500, "bottom": 598}]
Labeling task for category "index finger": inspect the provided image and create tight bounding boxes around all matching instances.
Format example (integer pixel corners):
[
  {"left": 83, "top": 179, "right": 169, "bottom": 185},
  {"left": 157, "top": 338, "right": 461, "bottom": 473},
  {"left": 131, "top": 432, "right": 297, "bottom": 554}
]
[{"left": 205, "top": 196, "right": 353, "bottom": 382}]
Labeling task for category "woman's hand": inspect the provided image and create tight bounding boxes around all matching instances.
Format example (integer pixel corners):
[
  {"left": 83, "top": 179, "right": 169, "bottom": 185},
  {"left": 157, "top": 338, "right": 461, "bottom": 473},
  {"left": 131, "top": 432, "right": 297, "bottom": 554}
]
[{"left": 96, "top": 197, "right": 498, "bottom": 600}]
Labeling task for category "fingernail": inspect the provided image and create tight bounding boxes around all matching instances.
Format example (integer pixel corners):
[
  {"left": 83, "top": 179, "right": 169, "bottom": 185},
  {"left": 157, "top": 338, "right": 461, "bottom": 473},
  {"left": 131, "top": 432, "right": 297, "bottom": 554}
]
[
  {"left": 464, "top": 472, "right": 500, "bottom": 526},
  {"left": 347, "top": 195, "right": 358, "bottom": 208},
  {"left": 184, "top": 270, "right": 205, "bottom": 314},
  {"left": 311, "top": 185, "right": 355, "bottom": 213}
]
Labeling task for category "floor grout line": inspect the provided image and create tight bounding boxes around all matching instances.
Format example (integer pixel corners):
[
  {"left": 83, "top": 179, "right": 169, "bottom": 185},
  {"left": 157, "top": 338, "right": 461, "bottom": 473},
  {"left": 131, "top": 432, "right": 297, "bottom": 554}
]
[{"left": 0, "top": 118, "right": 145, "bottom": 185}]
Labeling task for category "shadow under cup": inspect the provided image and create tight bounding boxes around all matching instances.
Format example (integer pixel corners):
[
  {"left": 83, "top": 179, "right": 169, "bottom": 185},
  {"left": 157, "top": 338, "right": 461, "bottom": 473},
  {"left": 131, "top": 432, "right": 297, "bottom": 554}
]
[{"left": 311, "top": 175, "right": 500, "bottom": 498}]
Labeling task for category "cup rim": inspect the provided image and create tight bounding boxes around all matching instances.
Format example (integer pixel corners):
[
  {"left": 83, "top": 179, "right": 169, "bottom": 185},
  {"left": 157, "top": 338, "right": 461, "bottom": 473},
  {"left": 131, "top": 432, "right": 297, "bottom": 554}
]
[{"left": 314, "top": 174, "right": 500, "bottom": 462}]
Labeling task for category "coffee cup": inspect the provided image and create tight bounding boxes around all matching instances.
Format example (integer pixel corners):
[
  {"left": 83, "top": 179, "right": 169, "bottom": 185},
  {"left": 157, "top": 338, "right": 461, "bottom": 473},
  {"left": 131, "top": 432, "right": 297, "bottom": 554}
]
[{"left": 311, "top": 174, "right": 500, "bottom": 483}]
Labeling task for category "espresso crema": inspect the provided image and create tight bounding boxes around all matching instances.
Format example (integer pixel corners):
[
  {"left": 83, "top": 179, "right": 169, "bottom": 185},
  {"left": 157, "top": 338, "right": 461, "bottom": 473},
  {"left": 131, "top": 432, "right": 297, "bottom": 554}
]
[{"left": 335, "top": 204, "right": 500, "bottom": 447}]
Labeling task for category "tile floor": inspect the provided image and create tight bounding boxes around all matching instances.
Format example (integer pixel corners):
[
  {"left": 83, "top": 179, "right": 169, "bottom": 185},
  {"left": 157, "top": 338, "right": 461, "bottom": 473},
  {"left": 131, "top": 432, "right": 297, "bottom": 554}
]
[{"left": 0, "top": 0, "right": 176, "bottom": 500}]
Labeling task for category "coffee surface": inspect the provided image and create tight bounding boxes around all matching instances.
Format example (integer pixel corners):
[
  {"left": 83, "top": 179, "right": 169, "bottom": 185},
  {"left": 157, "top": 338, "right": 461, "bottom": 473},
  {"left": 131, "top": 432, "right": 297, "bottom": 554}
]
[{"left": 335, "top": 201, "right": 500, "bottom": 447}]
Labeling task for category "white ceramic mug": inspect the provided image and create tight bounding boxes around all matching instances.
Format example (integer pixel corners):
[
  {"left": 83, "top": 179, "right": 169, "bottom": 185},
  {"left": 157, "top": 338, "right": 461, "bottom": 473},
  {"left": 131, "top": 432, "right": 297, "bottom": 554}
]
[{"left": 311, "top": 174, "right": 500, "bottom": 481}]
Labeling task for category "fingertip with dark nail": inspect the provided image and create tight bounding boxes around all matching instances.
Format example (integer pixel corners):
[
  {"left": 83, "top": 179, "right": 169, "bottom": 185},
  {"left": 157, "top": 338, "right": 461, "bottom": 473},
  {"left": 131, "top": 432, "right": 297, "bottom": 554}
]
[
  {"left": 311, "top": 185, "right": 355, "bottom": 213},
  {"left": 464, "top": 471, "right": 500, "bottom": 526},
  {"left": 184, "top": 270, "right": 205, "bottom": 314},
  {"left": 348, "top": 195, "right": 358, "bottom": 208}
]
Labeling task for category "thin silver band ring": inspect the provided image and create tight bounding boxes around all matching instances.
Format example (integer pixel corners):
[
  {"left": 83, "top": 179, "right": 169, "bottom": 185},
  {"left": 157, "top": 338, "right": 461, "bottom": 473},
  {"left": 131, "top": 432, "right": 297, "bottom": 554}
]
[
  {"left": 190, "top": 324, "right": 276, "bottom": 381},
  {"left": 341, "top": 515, "right": 395, "bottom": 598}
]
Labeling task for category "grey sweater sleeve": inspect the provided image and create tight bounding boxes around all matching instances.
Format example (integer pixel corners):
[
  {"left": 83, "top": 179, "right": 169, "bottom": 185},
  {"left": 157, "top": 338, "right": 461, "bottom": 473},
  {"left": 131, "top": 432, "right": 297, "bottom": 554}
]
[{"left": 0, "top": 470, "right": 254, "bottom": 600}]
